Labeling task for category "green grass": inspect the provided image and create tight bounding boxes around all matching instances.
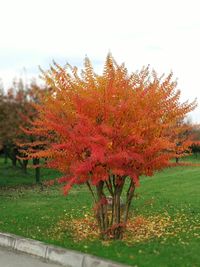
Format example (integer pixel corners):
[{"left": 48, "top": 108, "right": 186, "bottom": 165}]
[
  {"left": 0, "top": 157, "right": 60, "bottom": 187},
  {"left": 0, "top": 156, "right": 200, "bottom": 267}
]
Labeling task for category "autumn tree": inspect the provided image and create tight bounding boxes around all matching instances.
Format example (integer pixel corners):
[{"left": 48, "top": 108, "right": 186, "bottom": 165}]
[
  {"left": 18, "top": 81, "right": 52, "bottom": 181},
  {"left": 170, "top": 120, "right": 194, "bottom": 163},
  {"left": 0, "top": 82, "right": 5, "bottom": 156},
  {"left": 189, "top": 124, "right": 200, "bottom": 157},
  {"left": 22, "top": 55, "right": 196, "bottom": 239},
  {"left": 0, "top": 78, "right": 36, "bottom": 169},
  {"left": 0, "top": 85, "right": 25, "bottom": 166},
  {"left": 0, "top": 79, "right": 49, "bottom": 179}
]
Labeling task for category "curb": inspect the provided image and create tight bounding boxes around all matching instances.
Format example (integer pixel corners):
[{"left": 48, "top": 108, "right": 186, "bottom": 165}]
[{"left": 0, "top": 232, "right": 133, "bottom": 267}]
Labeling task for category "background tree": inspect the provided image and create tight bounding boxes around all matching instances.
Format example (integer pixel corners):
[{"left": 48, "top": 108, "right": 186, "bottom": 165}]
[
  {"left": 0, "top": 84, "right": 25, "bottom": 166},
  {"left": 17, "top": 80, "right": 52, "bottom": 180},
  {"left": 170, "top": 120, "right": 194, "bottom": 163},
  {"left": 189, "top": 124, "right": 200, "bottom": 157},
  {"left": 0, "top": 82, "right": 4, "bottom": 155},
  {"left": 22, "top": 55, "right": 196, "bottom": 240},
  {"left": 0, "top": 78, "right": 49, "bottom": 181}
]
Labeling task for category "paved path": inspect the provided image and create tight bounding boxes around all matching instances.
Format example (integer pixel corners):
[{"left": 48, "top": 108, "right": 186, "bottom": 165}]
[{"left": 0, "top": 247, "right": 61, "bottom": 267}]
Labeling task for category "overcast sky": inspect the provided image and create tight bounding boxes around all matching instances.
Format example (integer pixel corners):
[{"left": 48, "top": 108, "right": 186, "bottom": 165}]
[{"left": 0, "top": 0, "right": 200, "bottom": 122}]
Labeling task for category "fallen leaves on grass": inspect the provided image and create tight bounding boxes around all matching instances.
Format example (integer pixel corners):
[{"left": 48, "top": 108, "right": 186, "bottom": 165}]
[
  {"left": 50, "top": 214, "right": 99, "bottom": 241},
  {"left": 71, "top": 215, "right": 99, "bottom": 241},
  {"left": 50, "top": 212, "right": 200, "bottom": 245},
  {"left": 125, "top": 214, "right": 172, "bottom": 244}
]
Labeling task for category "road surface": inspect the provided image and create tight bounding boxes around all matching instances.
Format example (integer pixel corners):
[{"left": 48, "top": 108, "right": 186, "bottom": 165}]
[{"left": 0, "top": 247, "right": 62, "bottom": 267}]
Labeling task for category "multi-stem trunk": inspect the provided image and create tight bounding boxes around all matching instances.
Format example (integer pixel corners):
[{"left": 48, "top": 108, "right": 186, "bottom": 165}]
[{"left": 94, "top": 176, "right": 135, "bottom": 240}]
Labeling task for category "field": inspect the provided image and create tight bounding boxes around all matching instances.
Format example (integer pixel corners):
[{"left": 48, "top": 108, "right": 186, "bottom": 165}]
[{"left": 0, "top": 156, "right": 200, "bottom": 267}]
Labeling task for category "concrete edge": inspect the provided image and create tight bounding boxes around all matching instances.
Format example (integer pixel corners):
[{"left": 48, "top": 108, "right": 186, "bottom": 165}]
[{"left": 0, "top": 232, "right": 133, "bottom": 267}]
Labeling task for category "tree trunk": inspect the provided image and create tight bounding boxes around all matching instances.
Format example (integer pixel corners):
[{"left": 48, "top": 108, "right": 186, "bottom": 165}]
[
  {"left": 22, "top": 159, "right": 28, "bottom": 173},
  {"left": 96, "top": 181, "right": 107, "bottom": 239},
  {"left": 113, "top": 176, "right": 125, "bottom": 239},
  {"left": 10, "top": 147, "right": 18, "bottom": 167},
  {"left": 17, "top": 159, "right": 28, "bottom": 173},
  {"left": 4, "top": 145, "right": 8, "bottom": 164},
  {"left": 124, "top": 179, "right": 135, "bottom": 223},
  {"left": 33, "top": 158, "right": 40, "bottom": 183},
  {"left": 12, "top": 155, "right": 17, "bottom": 167},
  {"left": 94, "top": 175, "right": 130, "bottom": 240}
]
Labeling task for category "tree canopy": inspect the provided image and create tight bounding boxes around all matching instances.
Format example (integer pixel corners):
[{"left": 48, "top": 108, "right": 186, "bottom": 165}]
[{"left": 21, "top": 54, "right": 196, "bottom": 239}]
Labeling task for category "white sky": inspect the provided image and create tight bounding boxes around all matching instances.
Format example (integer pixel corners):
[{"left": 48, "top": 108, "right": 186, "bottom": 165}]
[{"left": 0, "top": 0, "right": 200, "bottom": 122}]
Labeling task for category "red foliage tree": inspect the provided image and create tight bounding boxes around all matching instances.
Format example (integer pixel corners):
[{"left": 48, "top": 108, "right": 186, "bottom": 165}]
[{"left": 22, "top": 55, "right": 196, "bottom": 239}]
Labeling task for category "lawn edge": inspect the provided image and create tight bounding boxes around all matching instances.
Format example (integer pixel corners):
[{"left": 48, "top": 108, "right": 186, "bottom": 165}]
[{"left": 0, "top": 231, "right": 134, "bottom": 267}]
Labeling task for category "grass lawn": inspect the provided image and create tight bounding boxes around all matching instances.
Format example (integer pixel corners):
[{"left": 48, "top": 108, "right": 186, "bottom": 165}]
[
  {"left": 0, "top": 157, "right": 60, "bottom": 187},
  {"left": 0, "top": 156, "right": 199, "bottom": 267}
]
